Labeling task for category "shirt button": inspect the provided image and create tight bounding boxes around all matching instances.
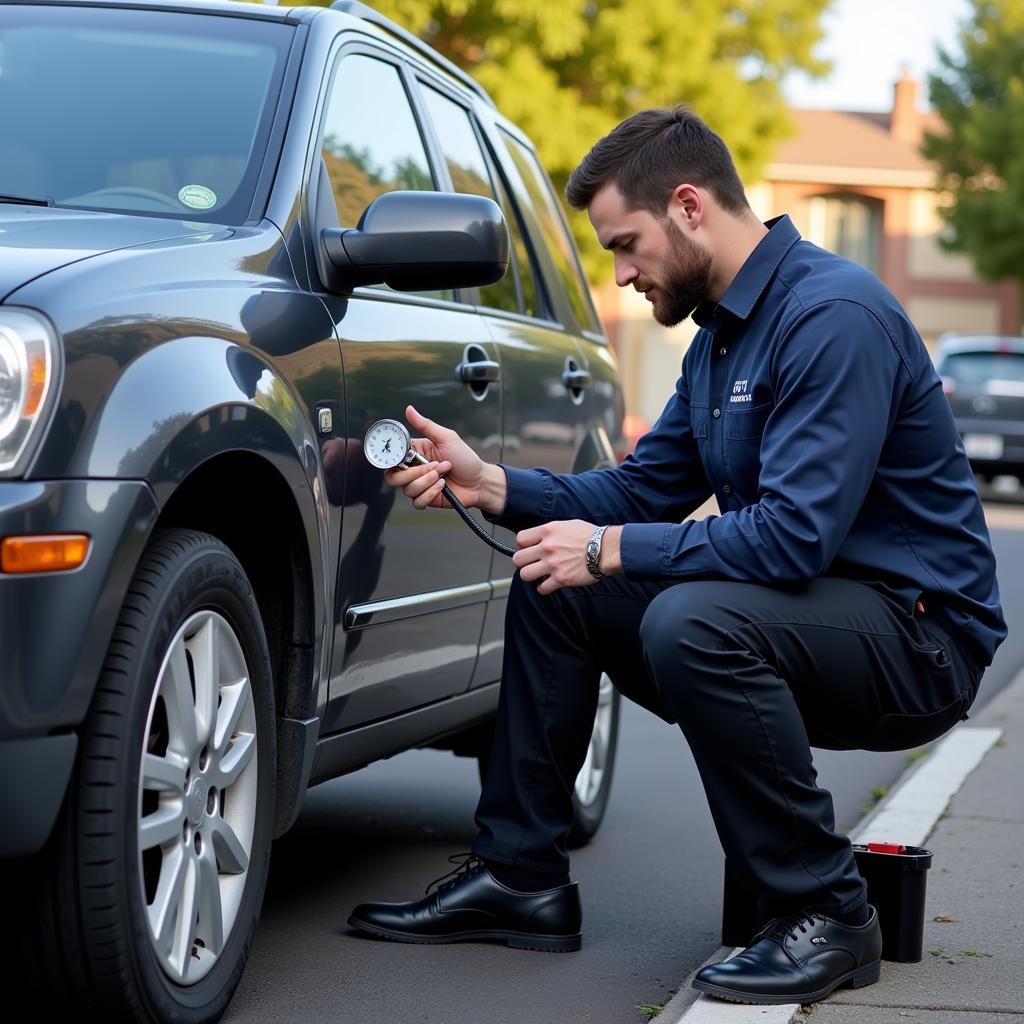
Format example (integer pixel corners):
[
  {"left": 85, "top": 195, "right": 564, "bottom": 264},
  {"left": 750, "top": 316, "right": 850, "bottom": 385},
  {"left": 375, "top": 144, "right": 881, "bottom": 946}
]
[
  {"left": 713, "top": 408, "right": 721, "bottom": 418},
  {"left": 723, "top": 483, "right": 733, "bottom": 494},
  {"left": 719, "top": 347, "right": 727, "bottom": 356}
]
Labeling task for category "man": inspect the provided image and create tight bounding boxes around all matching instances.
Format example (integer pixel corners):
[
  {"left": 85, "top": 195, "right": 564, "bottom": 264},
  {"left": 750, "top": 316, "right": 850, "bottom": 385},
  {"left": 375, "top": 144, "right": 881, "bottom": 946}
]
[{"left": 348, "top": 107, "right": 1005, "bottom": 1005}]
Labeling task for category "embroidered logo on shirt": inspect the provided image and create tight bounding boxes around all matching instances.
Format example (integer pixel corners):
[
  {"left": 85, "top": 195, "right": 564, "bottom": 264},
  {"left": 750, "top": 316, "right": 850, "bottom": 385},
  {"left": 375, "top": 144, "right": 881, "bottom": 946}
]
[{"left": 730, "top": 379, "right": 751, "bottom": 403}]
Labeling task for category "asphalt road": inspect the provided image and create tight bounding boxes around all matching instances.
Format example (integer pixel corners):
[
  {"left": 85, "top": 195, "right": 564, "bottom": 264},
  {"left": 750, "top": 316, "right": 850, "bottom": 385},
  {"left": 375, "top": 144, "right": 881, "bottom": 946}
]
[{"left": 226, "top": 498, "right": 1024, "bottom": 1024}]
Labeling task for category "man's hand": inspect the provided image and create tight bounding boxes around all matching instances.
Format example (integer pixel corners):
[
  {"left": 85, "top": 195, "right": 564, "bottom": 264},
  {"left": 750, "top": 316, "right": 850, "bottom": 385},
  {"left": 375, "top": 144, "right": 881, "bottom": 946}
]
[
  {"left": 514, "top": 521, "right": 622, "bottom": 595},
  {"left": 385, "top": 404, "right": 506, "bottom": 513}
]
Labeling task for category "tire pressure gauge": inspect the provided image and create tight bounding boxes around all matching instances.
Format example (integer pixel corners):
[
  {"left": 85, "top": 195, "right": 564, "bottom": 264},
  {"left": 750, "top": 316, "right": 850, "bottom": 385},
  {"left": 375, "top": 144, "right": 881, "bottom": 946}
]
[
  {"left": 363, "top": 418, "right": 429, "bottom": 470},
  {"left": 361, "top": 417, "right": 516, "bottom": 557}
]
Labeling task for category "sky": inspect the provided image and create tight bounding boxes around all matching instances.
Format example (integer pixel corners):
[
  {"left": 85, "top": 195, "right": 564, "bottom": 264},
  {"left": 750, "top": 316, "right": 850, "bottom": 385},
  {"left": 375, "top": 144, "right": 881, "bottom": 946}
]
[{"left": 783, "top": 0, "right": 972, "bottom": 112}]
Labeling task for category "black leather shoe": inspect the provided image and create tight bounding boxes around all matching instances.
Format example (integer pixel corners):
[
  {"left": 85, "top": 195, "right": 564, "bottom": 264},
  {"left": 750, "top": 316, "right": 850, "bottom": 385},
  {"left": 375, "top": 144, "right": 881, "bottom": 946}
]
[
  {"left": 693, "top": 907, "right": 883, "bottom": 1004},
  {"left": 348, "top": 855, "right": 582, "bottom": 952}
]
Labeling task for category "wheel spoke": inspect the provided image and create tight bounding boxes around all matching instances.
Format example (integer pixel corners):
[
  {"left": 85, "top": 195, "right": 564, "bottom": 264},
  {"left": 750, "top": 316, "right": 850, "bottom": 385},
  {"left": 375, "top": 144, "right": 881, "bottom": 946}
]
[
  {"left": 213, "top": 679, "right": 248, "bottom": 756},
  {"left": 590, "top": 723, "right": 609, "bottom": 770},
  {"left": 140, "top": 804, "right": 183, "bottom": 851},
  {"left": 216, "top": 731, "right": 256, "bottom": 789},
  {"left": 209, "top": 815, "right": 250, "bottom": 875},
  {"left": 149, "top": 846, "right": 187, "bottom": 955},
  {"left": 169, "top": 857, "right": 200, "bottom": 981},
  {"left": 163, "top": 641, "right": 199, "bottom": 758},
  {"left": 576, "top": 744, "right": 595, "bottom": 802},
  {"left": 143, "top": 751, "right": 188, "bottom": 794},
  {"left": 190, "top": 617, "right": 220, "bottom": 748},
  {"left": 196, "top": 843, "right": 226, "bottom": 955}
]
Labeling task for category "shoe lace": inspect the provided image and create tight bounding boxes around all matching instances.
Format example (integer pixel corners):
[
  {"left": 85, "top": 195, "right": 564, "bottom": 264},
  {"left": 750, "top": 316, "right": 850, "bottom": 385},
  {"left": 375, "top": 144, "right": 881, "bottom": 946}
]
[
  {"left": 756, "top": 910, "right": 824, "bottom": 944},
  {"left": 424, "top": 853, "right": 485, "bottom": 896}
]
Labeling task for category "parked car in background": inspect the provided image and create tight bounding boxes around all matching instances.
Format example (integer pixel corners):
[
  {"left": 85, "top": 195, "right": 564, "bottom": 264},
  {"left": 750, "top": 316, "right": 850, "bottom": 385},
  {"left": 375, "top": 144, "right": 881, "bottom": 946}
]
[
  {"left": 0, "top": 2, "right": 625, "bottom": 1020},
  {"left": 935, "top": 333, "right": 1024, "bottom": 484}
]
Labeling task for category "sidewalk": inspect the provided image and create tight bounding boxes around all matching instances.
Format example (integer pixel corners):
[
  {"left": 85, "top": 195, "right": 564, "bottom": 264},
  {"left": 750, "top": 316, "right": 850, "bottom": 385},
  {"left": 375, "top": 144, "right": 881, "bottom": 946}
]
[{"left": 662, "top": 665, "right": 1024, "bottom": 1024}]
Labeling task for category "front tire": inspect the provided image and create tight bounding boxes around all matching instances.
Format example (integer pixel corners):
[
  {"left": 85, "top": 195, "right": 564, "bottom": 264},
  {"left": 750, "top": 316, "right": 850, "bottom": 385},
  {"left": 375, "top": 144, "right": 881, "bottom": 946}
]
[{"left": 37, "top": 530, "right": 276, "bottom": 1023}]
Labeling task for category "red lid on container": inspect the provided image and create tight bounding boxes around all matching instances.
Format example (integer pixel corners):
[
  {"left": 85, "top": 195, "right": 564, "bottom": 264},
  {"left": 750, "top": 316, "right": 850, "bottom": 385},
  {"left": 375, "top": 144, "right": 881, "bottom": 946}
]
[{"left": 866, "top": 842, "right": 907, "bottom": 854}]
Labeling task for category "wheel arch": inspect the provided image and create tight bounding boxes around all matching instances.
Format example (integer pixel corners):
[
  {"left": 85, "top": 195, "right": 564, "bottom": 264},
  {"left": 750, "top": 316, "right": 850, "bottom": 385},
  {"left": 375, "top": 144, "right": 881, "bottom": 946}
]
[{"left": 154, "top": 447, "right": 327, "bottom": 838}]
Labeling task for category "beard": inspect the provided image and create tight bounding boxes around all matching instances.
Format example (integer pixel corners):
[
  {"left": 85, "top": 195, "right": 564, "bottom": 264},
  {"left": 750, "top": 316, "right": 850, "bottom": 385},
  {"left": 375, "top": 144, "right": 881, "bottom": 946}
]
[{"left": 648, "top": 219, "right": 713, "bottom": 327}]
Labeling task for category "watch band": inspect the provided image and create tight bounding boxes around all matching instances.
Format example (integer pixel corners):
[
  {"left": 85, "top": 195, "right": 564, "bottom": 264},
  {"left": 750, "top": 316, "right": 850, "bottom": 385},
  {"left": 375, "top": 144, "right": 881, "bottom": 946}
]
[{"left": 585, "top": 525, "right": 608, "bottom": 580}]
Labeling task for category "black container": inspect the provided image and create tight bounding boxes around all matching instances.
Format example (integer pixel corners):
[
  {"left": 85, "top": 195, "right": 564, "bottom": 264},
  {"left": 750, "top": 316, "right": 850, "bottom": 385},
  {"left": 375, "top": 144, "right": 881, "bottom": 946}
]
[{"left": 721, "top": 843, "right": 933, "bottom": 962}]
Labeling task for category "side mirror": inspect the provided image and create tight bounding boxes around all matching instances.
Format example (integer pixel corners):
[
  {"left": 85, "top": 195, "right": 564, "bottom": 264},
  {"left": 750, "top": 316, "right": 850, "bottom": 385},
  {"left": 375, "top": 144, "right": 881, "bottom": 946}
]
[{"left": 318, "top": 191, "right": 509, "bottom": 294}]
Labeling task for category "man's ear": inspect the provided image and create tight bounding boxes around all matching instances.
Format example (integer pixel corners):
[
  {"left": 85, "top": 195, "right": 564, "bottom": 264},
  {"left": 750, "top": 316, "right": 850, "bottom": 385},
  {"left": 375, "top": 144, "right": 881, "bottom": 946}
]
[{"left": 670, "top": 184, "right": 703, "bottom": 227}]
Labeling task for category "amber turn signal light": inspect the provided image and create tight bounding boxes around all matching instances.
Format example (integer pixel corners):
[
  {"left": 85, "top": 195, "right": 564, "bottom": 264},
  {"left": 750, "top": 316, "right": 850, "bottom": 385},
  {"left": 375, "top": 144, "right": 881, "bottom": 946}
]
[{"left": 1, "top": 534, "right": 91, "bottom": 574}]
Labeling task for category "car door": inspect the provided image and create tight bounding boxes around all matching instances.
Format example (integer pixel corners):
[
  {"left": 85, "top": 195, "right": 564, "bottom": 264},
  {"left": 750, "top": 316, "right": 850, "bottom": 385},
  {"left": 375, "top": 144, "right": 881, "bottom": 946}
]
[
  {"left": 429, "top": 107, "right": 605, "bottom": 688},
  {"left": 309, "top": 46, "right": 501, "bottom": 732}
]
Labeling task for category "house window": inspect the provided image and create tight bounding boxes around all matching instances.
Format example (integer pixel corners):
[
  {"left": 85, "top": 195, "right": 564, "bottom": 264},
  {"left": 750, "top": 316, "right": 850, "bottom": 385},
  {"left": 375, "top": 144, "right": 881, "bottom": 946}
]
[{"left": 803, "top": 194, "right": 883, "bottom": 275}]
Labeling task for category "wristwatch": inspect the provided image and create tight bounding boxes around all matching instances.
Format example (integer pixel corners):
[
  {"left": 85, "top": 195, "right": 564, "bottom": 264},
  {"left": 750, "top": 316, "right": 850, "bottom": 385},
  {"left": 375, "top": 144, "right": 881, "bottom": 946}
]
[{"left": 585, "top": 525, "right": 608, "bottom": 580}]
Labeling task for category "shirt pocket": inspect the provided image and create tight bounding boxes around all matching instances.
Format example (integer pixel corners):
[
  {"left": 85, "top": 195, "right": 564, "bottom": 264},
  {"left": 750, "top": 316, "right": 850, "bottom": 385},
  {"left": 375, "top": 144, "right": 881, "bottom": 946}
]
[
  {"left": 723, "top": 401, "right": 773, "bottom": 440},
  {"left": 690, "top": 404, "right": 709, "bottom": 439},
  {"left": 723, "top": 402, "right": 773, "bottom": 487}
]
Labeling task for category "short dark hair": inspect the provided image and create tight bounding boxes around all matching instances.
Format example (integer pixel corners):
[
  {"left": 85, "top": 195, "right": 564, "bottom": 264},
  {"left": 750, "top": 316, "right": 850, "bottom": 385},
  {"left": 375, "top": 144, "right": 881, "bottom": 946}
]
[{"left": 565, "top": 106, "right": 749, "bottom": 218}]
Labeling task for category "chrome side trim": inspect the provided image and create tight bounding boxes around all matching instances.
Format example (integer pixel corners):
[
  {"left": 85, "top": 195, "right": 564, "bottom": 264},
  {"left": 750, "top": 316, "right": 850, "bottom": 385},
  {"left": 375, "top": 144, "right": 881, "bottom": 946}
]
[{"left": 345, "top": 581, "right": 492, "bottom": 629}]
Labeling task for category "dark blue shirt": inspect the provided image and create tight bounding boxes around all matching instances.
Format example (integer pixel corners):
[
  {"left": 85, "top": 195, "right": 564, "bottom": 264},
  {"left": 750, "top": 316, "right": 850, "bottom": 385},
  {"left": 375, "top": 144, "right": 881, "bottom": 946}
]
[{"left": 494, "top": 215, "right": 1006, "bottom": 667}]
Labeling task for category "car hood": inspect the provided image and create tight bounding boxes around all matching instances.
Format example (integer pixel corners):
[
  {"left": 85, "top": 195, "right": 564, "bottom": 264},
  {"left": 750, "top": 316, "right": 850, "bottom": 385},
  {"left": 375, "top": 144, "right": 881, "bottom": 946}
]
[{"left": 0, "top": 205, "right": 217, "bottom": 302}]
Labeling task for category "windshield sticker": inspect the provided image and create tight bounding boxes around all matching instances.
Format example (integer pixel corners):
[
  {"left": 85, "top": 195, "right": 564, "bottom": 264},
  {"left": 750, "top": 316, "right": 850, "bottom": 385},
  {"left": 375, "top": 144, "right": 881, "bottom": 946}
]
[{"left": 178, "top": 185, "right": 217, "bottom": 211}]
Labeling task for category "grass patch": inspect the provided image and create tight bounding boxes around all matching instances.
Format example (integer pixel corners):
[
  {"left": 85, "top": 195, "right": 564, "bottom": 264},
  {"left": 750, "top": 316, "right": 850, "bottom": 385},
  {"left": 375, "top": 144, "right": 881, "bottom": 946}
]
[
  {"left": 636, "top": 1003, "right": 666, "bottom": 1021},
  {"left": 861, "top": 785, "right": 889, "bottom": 815}
]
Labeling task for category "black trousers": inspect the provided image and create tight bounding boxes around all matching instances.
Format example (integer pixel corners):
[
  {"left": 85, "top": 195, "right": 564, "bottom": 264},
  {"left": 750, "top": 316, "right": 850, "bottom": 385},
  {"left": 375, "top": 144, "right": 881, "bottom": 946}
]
[{"left": 471, "top": 573, "right": 983, "bottom": 916}]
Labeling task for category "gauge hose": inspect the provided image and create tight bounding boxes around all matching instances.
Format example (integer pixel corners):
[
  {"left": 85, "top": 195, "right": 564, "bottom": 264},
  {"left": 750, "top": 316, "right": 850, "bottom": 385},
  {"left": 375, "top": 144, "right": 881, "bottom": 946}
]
[{"left": 440, "top": 482, "right": 516, "bottom": 557}]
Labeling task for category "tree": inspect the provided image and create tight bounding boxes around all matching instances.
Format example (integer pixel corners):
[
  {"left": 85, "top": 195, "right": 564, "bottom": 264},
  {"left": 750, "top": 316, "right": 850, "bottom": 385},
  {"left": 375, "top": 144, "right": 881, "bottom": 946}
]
[
  {"left": 293, "top": 0, "right": 832, "bottom": 280},
  {"left": 923, "top": 0, "right": 1024, "bottom": 311}
]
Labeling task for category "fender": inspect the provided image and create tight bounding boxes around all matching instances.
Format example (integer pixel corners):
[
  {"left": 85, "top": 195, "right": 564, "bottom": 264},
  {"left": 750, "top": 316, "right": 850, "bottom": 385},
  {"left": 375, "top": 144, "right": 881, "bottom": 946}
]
[{"left": 76, "top": 336, "right": 336, "bottom": 828}]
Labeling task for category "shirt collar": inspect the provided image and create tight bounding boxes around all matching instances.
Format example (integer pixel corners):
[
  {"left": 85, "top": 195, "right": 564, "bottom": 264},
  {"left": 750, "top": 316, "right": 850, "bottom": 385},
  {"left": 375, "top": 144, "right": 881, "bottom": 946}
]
[{"left": 692, "top": 214, "right": 801, "bottom": 328}]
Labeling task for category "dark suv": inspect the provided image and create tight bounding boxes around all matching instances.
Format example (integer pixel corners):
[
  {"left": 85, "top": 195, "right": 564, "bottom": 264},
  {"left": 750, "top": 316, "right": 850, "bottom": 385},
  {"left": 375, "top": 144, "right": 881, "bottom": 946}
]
[
  {"left": 0, "top": 2, "right": 625, "bottom": 1020},
  {"left": 935, "top": 333, "right": 1024, "bottom": 484}
]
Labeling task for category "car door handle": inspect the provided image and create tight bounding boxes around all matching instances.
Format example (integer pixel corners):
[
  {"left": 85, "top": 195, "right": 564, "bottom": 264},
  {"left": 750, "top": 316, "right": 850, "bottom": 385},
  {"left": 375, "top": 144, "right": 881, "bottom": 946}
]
[
  {"left": 455, "top": 359, "right": 501, "bottom": 384},
  {"left": 562, "top": 368, "right": 592, "bottom": 391}
]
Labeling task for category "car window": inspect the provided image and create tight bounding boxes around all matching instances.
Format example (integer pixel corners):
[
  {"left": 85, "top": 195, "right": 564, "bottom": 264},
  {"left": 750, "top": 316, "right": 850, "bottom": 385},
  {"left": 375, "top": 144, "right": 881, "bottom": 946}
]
[
  {"left": 942, "top": 351, "right": 1024, "bottom": 386},
  {"left": 320, "top": 53, "right": 451, "bottom": 300},
  {"left": 419, "top": 90, "right": 536, "bottom": 317},
  {"left": 0, "top": 5, "right": 291, "bottom": 224},
  {"left": 489, "top": 170, "right": 542, "bottom": 320},
  {"left": 320, "top": 55, "right": 434, "bottom": 227},
  {"left": 499, "top": 132, "right": 600, "bottom": 334}
]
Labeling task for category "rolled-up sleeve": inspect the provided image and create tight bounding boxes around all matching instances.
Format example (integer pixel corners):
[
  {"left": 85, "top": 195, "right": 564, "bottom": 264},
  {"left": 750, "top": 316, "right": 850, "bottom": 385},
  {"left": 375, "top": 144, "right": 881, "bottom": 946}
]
[{"left": 620, "top": 300, "right": 909, "bottom": 582}]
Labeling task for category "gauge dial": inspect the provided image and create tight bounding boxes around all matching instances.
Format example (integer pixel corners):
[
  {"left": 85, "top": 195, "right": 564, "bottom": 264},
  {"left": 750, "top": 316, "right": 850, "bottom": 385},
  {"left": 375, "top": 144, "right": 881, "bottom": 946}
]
[{"left": 364, "top": 418, "right": 413, "bottom": 469}]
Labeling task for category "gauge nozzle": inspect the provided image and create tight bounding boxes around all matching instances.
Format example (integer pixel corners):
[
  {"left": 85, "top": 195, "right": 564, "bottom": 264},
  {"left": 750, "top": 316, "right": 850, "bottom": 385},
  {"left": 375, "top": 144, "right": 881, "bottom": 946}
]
[{"left": 403, "top": 448, "right": 431, "bottom": 467}]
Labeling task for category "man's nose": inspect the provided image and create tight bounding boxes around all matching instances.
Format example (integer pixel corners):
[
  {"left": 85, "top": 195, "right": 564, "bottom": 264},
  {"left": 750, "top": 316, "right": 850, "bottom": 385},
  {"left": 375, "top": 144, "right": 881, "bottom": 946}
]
[{"left": 614, "top": 259, "right": 637, "bottom": 289}]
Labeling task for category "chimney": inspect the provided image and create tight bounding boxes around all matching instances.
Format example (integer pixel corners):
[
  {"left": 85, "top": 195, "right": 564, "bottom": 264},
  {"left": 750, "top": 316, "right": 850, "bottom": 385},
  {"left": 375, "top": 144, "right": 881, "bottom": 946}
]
[{"left": 891, "top": 66, "right": 921, "bottom": 145}]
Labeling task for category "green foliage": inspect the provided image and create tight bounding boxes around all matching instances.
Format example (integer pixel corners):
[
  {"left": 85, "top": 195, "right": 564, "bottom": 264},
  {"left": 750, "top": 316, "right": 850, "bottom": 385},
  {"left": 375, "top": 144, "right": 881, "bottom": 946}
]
[
  {"left": 635, "top": 1003, "right": 666, "bottom": 1021},
  {"left": 923, "top": 0, "right": 1024, "bottom": 303},
  {"left": 860, "top": 785, "right": 889, "bottom": 816},
  {"left": 278, "top": 0, "right": 833, "bottom": 281}
]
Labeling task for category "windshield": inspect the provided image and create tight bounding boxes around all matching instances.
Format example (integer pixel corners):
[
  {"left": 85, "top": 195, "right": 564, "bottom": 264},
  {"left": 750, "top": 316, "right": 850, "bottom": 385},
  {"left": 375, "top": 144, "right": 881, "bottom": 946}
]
[
  {"left": 942, "top": 351, "right": 1024, "bottom": 386},
  {"left": 0, "top": 5, "right": 292, "bottom": 223}
]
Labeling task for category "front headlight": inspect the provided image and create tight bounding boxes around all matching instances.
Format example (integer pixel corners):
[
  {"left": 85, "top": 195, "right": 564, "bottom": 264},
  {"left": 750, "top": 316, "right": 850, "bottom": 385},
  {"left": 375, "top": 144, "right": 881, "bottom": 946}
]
[{"left": 0, "top": 308, "right": 61, "bottom": 476}]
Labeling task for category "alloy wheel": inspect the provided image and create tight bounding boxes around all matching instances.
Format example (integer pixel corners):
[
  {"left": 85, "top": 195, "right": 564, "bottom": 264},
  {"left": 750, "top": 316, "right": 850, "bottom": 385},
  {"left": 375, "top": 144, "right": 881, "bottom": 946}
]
[
  {"left": 137, "top": 610, "right": 259, "bottom": 985},
  {"left": 575, "top": 673, "right": 614, "bottom": 807}
]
